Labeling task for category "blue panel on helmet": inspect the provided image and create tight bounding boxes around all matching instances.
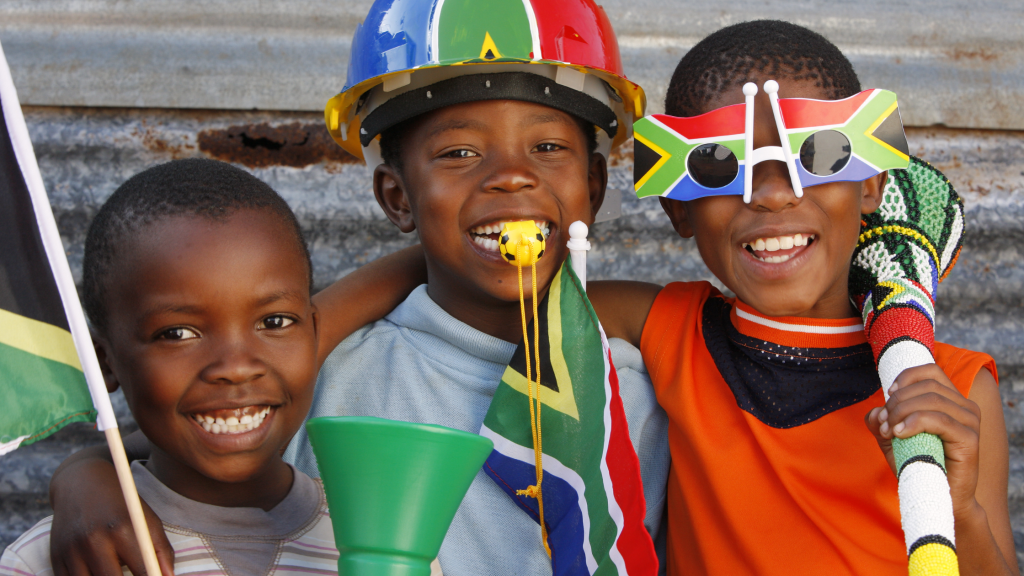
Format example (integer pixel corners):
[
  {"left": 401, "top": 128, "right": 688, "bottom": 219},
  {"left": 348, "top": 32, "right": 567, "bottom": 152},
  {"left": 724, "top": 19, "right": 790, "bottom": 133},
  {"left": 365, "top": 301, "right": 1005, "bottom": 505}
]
[{"left": 344, "top": 0, "right": 437, "bottom": 91}]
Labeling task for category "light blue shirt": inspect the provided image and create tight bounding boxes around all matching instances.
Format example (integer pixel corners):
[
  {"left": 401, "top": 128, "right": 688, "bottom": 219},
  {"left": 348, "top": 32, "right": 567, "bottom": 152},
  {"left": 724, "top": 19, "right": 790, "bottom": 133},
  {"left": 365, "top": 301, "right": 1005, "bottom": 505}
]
[{"left": 285, "top": 285, "right": 669, "bottom": 575}]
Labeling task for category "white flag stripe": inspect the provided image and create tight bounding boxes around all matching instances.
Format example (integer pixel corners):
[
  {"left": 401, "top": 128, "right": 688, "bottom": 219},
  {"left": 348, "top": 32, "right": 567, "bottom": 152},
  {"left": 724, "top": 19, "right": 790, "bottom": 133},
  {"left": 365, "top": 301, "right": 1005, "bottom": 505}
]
[
  {"left": 596, "top": 326, "right": 630, "bottom": 575},
  {"left": 0, "top": 435, "right": 29, "bottom": 456}
]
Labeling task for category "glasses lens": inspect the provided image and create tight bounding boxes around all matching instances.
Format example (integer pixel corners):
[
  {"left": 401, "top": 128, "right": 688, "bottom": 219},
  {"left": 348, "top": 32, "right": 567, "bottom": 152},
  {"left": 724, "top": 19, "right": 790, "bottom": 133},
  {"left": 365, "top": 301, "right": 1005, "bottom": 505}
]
[
  {"left": 687, "top": 143, "right": 738, "bottom": 188},
  {"left": 799, "top": 130, "right": 852, "bottom": 176}
]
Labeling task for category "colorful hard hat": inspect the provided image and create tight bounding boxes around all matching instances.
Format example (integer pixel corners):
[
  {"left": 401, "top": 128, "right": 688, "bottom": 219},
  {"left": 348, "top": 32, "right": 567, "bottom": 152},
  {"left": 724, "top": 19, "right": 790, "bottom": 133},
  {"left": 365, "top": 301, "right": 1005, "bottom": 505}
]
[{"left": 325, "top": 0, "right": 646, "bottom": 164}]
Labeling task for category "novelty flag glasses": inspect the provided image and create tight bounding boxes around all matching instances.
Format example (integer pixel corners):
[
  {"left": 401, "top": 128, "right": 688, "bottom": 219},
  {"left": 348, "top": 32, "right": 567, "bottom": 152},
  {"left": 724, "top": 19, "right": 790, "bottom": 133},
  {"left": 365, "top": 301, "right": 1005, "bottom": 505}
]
[{"left": 633, "top": 80, "right": 910, "bottom": 203}]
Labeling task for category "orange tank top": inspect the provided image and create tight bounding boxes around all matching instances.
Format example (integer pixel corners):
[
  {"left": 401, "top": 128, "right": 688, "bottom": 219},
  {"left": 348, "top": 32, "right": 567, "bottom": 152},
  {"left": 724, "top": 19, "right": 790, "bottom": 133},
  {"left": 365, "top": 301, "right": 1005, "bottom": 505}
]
[{"left": 640, "top": 281, "right": 997, "bottom": 576}]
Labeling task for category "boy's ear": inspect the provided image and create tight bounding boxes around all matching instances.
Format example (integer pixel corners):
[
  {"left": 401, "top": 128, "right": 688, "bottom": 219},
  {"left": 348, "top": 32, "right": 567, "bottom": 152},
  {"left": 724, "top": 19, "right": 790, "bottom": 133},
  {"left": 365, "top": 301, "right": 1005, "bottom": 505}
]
[
  {"left": 588, "top": 152, "right": 608, "bottom": 221},
  {"left": 373, "top": 164, "right": 416, "bottom": 233},
  {"left": 860, "top": 171, "right": 887, "bottom": 215},
  {"left": 91, "top": 329, "right": 120, "bottom": 394},
  {"left": 659, "top": 197, "right": 695, "bottom": 238}
]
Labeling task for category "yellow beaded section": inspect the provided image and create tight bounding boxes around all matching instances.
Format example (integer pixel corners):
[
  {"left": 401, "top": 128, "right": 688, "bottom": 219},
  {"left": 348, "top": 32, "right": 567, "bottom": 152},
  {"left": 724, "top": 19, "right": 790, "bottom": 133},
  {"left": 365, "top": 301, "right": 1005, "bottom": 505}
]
[
  {"left": 858, "top": 225, "right": 940, "bottom": 269},
  {"left": 907, "top": 542, "right": 959, "bottom": 576}
]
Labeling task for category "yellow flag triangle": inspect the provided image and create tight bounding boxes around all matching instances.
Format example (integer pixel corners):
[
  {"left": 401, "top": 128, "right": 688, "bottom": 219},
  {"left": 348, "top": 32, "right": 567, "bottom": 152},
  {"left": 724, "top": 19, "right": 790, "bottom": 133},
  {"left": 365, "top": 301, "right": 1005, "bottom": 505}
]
[{"left": 480, "top": 31, "right": 502, "bottom": 60}]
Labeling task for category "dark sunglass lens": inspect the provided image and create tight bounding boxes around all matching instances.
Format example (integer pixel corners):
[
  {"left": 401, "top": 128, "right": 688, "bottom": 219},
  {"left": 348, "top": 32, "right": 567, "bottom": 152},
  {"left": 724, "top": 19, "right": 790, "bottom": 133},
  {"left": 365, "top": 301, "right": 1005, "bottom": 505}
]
[
  {"left": 687, "top": 143, "right": 738, "bottom": 188},
  {"left": 799, "top": 130, "right": 852, "bottom": 176}
]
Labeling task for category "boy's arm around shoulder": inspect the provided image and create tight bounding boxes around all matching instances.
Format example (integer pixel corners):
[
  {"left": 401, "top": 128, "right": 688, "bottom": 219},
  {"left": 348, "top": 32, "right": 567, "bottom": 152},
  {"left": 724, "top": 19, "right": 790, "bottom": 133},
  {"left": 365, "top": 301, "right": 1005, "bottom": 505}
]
[
  {"left": 312, "top": 245, "right": 427, "bottom": 365},
  {"left": 587, "top": 280, "right": 663, "bottom": 348},
  {"left": 866, "top": 365, "right": 1018, "bottom": 575},
  {"left": 46, "top": 429, "right": 175, "bottom": 576}
]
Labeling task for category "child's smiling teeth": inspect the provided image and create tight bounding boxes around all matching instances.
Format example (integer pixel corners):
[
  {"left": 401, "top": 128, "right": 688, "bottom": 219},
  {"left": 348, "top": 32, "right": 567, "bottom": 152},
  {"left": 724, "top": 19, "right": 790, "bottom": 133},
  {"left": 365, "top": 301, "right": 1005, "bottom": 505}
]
[
  {"left": 470, "top": 220, "right": 551, "bottom": 251},
  {"left": 191, "top": 406, "right": 271, "bottom": 435},
  {"left": 742, "top": 233, "right": 815, "bottom": 264}
]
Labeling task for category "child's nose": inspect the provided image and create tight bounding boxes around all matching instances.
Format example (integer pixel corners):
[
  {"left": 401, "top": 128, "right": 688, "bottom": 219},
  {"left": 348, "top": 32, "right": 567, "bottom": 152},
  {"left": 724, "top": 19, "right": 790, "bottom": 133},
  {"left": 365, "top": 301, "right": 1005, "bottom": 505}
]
[
  {"left": 481, "top": 155, "right": 539, "bottom": 193},
  {"left": 200, "top": 340, "right": 267, "bottom": 384},
  {"left": 749, "top": 161, "right": 801, "bottom": 212}
]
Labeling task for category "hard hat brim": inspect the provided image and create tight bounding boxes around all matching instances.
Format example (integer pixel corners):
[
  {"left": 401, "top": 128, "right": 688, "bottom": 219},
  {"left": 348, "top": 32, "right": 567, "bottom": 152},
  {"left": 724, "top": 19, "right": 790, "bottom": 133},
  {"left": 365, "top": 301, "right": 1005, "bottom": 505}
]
[{"left": 326, "top": 60, "right": 646, "bottom": 162}]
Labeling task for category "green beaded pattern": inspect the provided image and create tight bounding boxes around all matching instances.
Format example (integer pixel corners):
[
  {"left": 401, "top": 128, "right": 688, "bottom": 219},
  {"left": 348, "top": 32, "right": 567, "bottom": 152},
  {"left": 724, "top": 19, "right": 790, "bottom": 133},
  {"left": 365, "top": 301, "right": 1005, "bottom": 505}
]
[{"left": 894, "top": 433, "right": 947, "bottom": 477}]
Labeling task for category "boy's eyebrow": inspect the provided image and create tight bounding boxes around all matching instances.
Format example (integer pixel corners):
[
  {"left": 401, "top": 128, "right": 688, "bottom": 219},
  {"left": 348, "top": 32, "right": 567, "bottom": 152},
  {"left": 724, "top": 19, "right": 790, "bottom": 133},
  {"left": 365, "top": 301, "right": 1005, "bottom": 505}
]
[
  {"left": 254, "top": 290, "right": 306, "bottom": 307},
  {"left": 429, "top": 118, "right": 488, "bottom": 137},
  {"left": 139, "top": 304, "right": 205, "bottom": 321},
  {"left": 522, "top": 113, "right": 575, "bottom": 129},
  {"left": 138, "top": 291, "right": 305, "bottom": 320}
]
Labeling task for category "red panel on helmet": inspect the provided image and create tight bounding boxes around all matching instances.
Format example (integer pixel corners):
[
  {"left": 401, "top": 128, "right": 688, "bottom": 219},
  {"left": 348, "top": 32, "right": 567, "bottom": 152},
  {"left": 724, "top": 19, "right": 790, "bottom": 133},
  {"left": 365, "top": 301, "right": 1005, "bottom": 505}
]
[{"left": 531, "top": 0, "right": 624, "bottom": 76}]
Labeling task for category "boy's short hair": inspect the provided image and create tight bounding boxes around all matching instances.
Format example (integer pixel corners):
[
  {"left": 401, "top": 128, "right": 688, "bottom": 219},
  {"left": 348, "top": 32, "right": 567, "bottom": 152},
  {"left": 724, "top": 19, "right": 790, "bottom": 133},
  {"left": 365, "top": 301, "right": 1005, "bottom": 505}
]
[
  {"left": 665, "top": 20, "right": 861, "bottom": 116},
  {"left": 378, "top": 111, "right": 601, "bottom": 173},
  {"left": 82, "top": 158, "right": 312, "bottom": 332}
]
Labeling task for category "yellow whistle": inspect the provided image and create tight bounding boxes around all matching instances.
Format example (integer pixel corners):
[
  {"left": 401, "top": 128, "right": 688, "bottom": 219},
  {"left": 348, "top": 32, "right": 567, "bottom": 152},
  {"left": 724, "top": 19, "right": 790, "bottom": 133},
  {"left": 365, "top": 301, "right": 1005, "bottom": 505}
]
[{"left": 498, "top": 221, "right": 546, "bottom": 266}]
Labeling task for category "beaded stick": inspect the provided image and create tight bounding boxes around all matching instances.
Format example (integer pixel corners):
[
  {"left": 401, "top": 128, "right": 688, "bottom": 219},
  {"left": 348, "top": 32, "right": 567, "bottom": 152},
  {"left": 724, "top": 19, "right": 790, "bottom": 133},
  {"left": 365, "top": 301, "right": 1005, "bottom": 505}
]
[{"left": 850, "top": 156, "right": 965, "bottom": 576}]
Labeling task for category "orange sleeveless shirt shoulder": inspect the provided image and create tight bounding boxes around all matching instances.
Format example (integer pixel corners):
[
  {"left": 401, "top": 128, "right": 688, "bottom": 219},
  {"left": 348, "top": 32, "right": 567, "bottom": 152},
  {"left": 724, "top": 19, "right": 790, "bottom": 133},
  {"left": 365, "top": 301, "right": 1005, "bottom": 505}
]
[
  {"left": 639, "top": 281, "right": 718, "bottom": 394},
  {"left": 638, "top": 286, "right": 998, "bottom": 576},
  {"left": 934, "top": 342, "right": 998, "bottom": 396}
]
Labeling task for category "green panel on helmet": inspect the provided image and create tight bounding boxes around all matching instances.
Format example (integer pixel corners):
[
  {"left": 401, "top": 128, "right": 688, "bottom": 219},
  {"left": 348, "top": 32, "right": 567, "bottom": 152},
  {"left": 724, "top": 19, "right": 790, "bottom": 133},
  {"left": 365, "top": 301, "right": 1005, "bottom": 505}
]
[{"left": 437, "top": 0, "right": 535, "bottom": 62}]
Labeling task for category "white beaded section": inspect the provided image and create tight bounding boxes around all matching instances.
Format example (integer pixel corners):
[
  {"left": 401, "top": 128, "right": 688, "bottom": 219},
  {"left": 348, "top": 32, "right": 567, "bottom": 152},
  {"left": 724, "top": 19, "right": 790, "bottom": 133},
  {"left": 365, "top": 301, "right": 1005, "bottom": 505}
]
[
  {"left": 940, "top": 202, "right": 964, "bottom": 273},
  {"left": 897, "top": 460, "right": 957, "bottom": 550},
  {"left": 878, "top": 339, "right": 935, "bottom": 399}
]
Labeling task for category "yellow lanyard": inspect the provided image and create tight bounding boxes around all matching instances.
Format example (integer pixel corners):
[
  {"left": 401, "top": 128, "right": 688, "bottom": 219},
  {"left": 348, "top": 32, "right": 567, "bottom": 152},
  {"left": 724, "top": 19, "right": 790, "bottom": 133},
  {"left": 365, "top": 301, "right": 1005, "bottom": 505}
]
[{"left": 499, "top": 221, "right": 550, "bottom": 557}]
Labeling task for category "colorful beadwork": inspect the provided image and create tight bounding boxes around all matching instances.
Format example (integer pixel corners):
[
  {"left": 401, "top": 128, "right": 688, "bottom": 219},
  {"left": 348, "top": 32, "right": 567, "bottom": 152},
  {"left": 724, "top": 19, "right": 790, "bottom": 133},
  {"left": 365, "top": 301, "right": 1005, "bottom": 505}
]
[{"left": 850, "top": 156, "right": 965, "bottom": 576}]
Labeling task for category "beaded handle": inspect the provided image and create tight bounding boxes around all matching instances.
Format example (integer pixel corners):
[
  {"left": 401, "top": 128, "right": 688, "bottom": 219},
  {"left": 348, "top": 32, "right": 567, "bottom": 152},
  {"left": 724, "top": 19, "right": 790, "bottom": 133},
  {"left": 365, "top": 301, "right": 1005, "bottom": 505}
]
[{"left": 850, "top": 156, "right": 965, "bottom": 575}]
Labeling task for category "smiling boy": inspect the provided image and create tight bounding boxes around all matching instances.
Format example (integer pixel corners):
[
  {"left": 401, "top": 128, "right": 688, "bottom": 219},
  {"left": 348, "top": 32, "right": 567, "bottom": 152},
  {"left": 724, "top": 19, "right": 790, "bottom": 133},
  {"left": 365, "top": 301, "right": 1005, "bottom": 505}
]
[
  {"left": 592, "top": 20, "right": 1016, "bottom": 576},
  {"left": 1, "top": 159, "right": 339, "bottom": 576},
  {"left": 4, "top": 158, "right": 428, "bottom": 576},
  {"left": 282, "top": 0, "right": 670, "bottom": 571}
]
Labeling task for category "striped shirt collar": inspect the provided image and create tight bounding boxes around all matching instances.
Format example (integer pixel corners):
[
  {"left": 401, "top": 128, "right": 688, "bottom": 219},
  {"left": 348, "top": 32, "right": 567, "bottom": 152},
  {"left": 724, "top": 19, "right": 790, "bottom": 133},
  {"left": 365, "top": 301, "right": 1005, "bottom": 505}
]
[{"left": 729, "top": 299, "right": 867, "bottom": 349}]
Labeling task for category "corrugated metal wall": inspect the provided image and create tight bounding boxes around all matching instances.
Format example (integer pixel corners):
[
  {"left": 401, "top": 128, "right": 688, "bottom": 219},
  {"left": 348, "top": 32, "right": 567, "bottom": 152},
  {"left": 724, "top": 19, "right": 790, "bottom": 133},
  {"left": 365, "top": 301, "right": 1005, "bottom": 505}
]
[{"left": 2, "top": 0, "right": 1022, "bottom": 568}]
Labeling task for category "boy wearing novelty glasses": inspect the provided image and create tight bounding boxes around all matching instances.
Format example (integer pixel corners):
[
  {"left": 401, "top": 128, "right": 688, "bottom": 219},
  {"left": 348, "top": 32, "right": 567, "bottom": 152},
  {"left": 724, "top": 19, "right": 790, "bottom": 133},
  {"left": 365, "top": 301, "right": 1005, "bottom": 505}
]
[{"left": 590, "top": 19, "right": 1016, "bottom": 576}]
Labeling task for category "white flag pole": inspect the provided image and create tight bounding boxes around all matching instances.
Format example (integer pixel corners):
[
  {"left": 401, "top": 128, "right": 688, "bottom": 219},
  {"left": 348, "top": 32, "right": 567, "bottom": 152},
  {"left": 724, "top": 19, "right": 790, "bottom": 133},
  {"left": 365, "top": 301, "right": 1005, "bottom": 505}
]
[
  {"left": 567, "top": 221, "right": 591, "bottom": 292},
  {"left": 0, "top": 40, "right": 163, "bottom": 576}
]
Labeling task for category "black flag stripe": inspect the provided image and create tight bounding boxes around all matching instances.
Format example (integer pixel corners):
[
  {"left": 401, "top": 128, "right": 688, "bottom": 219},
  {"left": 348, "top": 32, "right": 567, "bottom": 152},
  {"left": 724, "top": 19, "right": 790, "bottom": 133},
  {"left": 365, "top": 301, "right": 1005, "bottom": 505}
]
[{"left": 0, "top": 93, "right": 70, "bottom": 330}]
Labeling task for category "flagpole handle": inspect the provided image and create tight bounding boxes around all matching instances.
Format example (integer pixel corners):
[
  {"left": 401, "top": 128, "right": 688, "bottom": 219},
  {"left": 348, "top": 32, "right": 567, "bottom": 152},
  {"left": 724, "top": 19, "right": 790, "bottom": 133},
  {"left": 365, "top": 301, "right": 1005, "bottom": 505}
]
[
  {"left": 104, "top": 428, "right": 164, "bottom": 576},
  {"left": 567, "top": 221, "right": 591, "bottom": 292}
]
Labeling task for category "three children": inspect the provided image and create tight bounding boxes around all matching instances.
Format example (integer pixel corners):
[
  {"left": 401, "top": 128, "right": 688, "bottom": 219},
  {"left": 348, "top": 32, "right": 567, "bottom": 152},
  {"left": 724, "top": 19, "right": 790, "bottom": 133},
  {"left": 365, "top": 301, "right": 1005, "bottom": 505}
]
[{"left": 5, "top": 7, "right": 1015, "bottom": 576}]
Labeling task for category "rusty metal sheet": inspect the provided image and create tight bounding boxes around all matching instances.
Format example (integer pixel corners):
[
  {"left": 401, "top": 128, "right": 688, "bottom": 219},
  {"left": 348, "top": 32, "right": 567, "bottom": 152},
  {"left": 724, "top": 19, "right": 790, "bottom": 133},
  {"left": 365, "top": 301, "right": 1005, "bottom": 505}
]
[
  {"left": 17, "top": 106, "right": 1024, "bottom": 374},
  {"left": 2, "top": 105, "right": 1024, "bottom": 566},
  {"left": 2, "top": 0, "right": 1022, "bottom": 129}
]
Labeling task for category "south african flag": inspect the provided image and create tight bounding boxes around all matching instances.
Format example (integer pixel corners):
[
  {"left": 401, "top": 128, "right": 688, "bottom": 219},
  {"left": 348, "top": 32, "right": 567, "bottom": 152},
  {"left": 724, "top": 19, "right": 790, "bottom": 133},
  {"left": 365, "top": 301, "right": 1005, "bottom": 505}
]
[
  {"left": 480, "top": 261, "right": 657, "bottom": 575},
  {"left": 0, "top": 40, "right": 97, "bottom": 455}
]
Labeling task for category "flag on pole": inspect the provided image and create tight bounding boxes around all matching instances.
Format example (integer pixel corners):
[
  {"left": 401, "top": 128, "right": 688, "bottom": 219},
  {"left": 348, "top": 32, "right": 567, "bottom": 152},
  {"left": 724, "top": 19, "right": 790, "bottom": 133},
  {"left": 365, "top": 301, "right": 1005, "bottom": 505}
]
[
  {"left": 0, "top": 38, "right": 169, "bottom": 576},
  {"left": 0, "top": 47, "right": 102, "bottom": 455},
  {"left": 480, "top": 261, "right": 658, "bottom": 575}
]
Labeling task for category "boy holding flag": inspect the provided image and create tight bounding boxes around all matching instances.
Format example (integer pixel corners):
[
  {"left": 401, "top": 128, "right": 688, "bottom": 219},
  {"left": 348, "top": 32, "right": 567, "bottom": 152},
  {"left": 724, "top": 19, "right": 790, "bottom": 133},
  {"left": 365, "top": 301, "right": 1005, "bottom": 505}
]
[{"left": 2, "top": 154, "right": 431, "bottom": 576}]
